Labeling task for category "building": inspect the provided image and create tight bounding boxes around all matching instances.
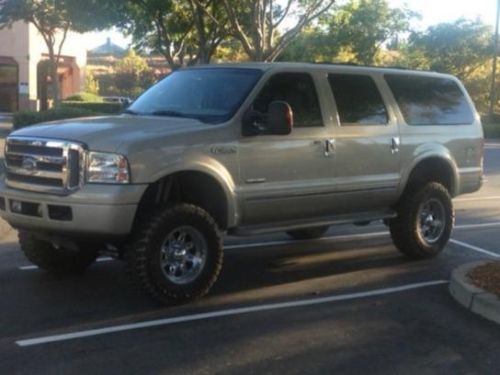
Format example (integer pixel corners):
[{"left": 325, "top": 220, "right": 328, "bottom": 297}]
[{"left": 0, "top": 21, "right": 86, "bottom": 112}]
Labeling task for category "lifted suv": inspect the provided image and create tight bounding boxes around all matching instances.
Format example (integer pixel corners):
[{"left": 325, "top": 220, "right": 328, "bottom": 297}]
[{"left": 0, "top": 63, "right": 483, "bottom": 304}]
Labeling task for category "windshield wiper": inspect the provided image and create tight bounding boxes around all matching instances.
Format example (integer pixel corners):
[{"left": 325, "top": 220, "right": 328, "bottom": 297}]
[
  {"left": 123, "top": 109, "right": 142, "bottom": 115},
  {"left": 150, "top": 110, "right": 198, "bottom": 119}
]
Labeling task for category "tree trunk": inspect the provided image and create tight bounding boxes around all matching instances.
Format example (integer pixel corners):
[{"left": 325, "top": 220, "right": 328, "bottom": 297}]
[{"left": 47, "top": 47, "right": 60, "bottom": 108}]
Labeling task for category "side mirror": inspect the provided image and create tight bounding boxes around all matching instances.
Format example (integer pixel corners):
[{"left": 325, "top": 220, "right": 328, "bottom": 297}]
[
  {"left": 267, "top": 101, "right": 293, "bottom": 135},
  {"left": 242, "top": 100, "right": 294, "bottom": 136}
]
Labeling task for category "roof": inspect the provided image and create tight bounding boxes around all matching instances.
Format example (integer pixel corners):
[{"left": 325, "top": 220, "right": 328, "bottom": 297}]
[
  {"left": 188, "top": 61, "right": 454, "bottom": 79},
  {"left": 89, "top": 37, "right": 126, "bottom": 56}
]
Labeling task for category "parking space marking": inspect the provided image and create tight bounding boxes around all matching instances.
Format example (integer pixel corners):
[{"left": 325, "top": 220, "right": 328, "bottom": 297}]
[
  {"left": 17, "top": 222, "right": 500, "bottom": 270},
  {"left": 450, "top": 239, "right": 500, "bottom": 258},
  {"left": 15, "top": 280, "right": 448, "bottom": 347},
  {"left": 225, "top": 231, "right": 389, "bottom": 250},
  {"left": 18, "top": 257, "right": 114, "bottom": 271},
  {"left": 454, "top": 196, "right": 500, "bottom": 202}
]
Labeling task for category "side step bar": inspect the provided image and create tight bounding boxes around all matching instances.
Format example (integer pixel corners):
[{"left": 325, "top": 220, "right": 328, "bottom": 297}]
[{"left": 229, "top": 210, "right": 397, "bottom": 236}]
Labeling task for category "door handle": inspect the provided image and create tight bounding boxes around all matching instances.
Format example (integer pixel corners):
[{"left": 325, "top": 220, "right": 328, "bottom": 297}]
[
  {"left": 314, "top": 139, "right": 335, "bottom": 156},
  {"left": 325, "top": 139, "right": 336, "bottom": 156},
  {"left": 391, "top": 137, "right": 400, "bottom": 154}
]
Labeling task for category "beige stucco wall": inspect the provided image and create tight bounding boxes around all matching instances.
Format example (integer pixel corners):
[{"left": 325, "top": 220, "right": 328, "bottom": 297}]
[
  {"left": 0, "top": 22, "right": 30, "bottom": 109},
  {"left": 0, "top": 21, "right": 87, "bottom": 111}
]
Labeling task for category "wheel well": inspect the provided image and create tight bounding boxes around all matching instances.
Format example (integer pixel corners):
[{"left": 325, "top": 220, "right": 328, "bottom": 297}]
[
  {"left": 136, "top": 171, "right": 229, "bottom": 230},
  {"left": 404, "top": 158, "right": 456, "bottom": 196}
]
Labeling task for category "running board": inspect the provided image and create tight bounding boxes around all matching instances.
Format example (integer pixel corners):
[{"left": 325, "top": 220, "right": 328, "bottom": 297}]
[{"left": 230, "top": 210, "right": 397, "bottom": 236}]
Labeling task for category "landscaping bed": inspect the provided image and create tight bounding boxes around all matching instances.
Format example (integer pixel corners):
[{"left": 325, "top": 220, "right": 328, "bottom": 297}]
[{"left": 468, "top": 262, "right": 500, "bottom": 297}]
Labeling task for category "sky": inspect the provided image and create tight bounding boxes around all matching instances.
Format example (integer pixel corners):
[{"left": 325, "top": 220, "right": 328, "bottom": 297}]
[{"left": 81, "top": 0, "right": 499, "bottom": 51}]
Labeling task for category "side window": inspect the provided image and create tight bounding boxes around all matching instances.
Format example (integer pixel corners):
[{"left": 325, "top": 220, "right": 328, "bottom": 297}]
[
  {"left": 253, "top": 73, "right": 323, "bottom": 127},
  {"left": 328, "top": 74, "right": 388, "bottom": 125},
  {"left": 385, "top": 74, "right": 474, "bottom": 125}
]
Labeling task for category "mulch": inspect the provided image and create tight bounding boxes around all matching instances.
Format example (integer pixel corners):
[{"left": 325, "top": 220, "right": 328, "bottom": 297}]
[{"left": 468, "top": 262, "right": 500, "bottom": 297}]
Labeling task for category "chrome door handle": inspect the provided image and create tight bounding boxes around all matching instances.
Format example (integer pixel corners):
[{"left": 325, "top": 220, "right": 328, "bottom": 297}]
[
  {"left": 326, "top": 139, "right": 336, "bottom": 156},
  {"left": 314, "top": 139, "right": 335, "bottom": 156},
  {"left": 391, "top": 137, "right": 400, "bottom": 154}
]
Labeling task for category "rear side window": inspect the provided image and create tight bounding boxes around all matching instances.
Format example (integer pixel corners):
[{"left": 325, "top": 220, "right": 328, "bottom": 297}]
[
  {"left": 385, "top": 74, "right": 474, "bottom": 125},
  {"left": 328, "top": 74, "right": 388, "bottom": 125}
]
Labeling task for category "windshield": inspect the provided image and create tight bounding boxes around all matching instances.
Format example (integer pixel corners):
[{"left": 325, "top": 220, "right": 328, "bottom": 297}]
[{"left": 127, "top": 68, "right": 263, "bottom": 124}]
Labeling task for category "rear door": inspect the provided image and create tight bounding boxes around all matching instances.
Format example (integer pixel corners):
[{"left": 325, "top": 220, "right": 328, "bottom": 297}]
[{"left": 325, "top": 72, "right": 401, "bottom": 213}]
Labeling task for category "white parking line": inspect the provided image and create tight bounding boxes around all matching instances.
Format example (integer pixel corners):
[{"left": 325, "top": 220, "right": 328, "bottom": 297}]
[
  {"left": 18, "top": 222, "right": 500, "bottom": 270},
  {"left": 18, "top": 257, "right": 114, "bottom": 271},
  {"left": 225, "top": 231, "right": 389, "bottom": 250},
  {"left": 450, "top": 239, "right": 500, "bottom": 258},
  {"left": 454, "top": 195, "right": 500, "bottom": 202},
  {"left": 15, "top": 279, "right": 448, "bottom": 347}
]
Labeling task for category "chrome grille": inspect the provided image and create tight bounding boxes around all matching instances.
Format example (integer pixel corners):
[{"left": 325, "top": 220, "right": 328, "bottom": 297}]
[{"left": 5, "top": 137, "right": 86, "bottom": 195}]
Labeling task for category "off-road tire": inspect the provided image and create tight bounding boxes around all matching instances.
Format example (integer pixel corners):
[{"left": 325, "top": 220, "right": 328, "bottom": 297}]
[
  {"left": 286, "top": 226, "right": 329, "bottom": 240},
  {"left": 18, "top": 231, "right": 99, "bottom": 275},
  {"left": 389, "top": 182, "right": 454, "bottom": 259},
  {"left": 126, "top": 204, "right": 223, "bottom": 305}
]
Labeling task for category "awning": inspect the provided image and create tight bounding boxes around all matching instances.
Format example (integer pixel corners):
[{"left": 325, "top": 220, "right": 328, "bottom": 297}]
[{"left": 0, "top": 56, "right": 18, "bottom": 66}]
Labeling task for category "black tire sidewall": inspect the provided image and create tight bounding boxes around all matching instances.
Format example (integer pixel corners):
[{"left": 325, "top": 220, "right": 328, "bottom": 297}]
[
  {"left": 130, "top": 204, "right": 223, "bottom": 303},
  {"left": 391, "top": 183, "right": 454, "bottom": 259}
]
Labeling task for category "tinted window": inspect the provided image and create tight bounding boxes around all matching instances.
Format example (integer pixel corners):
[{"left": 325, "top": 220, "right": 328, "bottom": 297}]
[
  {"left": 253, "top": 73, "right": 323, "bottom": 127},
  {"left": 129, "top": 68, "right": 262, "bottom": 124},
  {"left": 328, "top": 74, "right": 388, "bottom": 125},
  {"left": 385, "top": 74, "right": 474, "bottom": 125}
]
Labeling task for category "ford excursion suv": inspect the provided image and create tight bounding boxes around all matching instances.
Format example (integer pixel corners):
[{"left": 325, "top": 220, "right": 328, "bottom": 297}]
[{"left": 0, "top": 63, "right": 483, "bottom": 304}]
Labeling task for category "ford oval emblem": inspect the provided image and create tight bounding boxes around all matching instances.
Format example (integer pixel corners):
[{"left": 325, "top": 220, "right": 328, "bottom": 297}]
[{"left": 22, "top": 156, "right": 37, "bottom": 172}]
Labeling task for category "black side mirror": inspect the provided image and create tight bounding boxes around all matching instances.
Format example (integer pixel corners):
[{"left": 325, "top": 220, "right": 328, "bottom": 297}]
[
  {"left": 242, "top": 100, "right": 293, "bottom": 136},
  {"left": 267, "top": 101, "right": 293, "bottom": 135}
]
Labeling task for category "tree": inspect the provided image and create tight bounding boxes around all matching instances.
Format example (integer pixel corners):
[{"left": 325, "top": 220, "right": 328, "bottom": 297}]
[
  {"left": 279, "top": 0, "right": 416, "bottom": 65},
  {"left": 220, "top": 0, "right": 335, "bottom": 61},
  {"left": 407, "top": 19, "right": 493, "bottom": 80},
  {"left": 0, "top": 0, "right": 117, "bottom": 106},
  {"left": 328, "top": 0, "right": 417, "bottom": 65},
  {"left": 118, "top": 0, "right": 227, "bottom": 66}
]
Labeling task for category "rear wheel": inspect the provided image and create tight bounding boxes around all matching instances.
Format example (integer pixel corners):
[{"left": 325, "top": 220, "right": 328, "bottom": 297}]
[
  {"left": 389, "top": 182, "right": 454, "bottom": 259},
  {"left": 19, "top": 231, "right": 99, "bottom": 275},
  {"left": 126, "top": 204, "right": 223, "bottom": 305},
  {"left": 286, "top": 226, "right": 329, "bottom": 240}
]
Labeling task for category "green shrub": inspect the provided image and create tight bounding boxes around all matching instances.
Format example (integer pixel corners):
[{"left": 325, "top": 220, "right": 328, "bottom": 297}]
[
  {"left": 13, "top": 107, "right": 100, "bottom": 129},
  {"left": 482, "top": 122, "right": 500, "bottom": 139},
  {"left": 61, "top": 101, "right": 123, "bottom": 114},
  {"left": 64, "top": 92, "right": 103, "bottom": 102}
]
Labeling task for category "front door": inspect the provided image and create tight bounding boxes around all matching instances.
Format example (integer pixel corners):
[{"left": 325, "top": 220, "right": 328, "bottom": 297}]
[{"left": 238, "top": 72, "right": 336, "bottom": 225}]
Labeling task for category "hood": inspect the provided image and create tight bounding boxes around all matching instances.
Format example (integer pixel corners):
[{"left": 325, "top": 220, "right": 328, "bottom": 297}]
[{"left": 11, "top": 115, "right": 207, "bottom": 153}]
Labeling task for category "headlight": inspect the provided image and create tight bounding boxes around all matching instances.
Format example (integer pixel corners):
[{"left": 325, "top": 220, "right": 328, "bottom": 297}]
[{"left": 86, "top": 152, "right": 130, "bottom": 184}]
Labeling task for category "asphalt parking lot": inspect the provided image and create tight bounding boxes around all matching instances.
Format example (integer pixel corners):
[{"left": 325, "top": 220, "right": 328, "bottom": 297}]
[{"left": 0, "top": 137, "right": 499, "bottom": 374}]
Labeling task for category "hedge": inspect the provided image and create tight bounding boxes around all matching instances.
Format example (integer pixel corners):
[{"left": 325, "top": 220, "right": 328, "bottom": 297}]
[
  {"left": 482, "top": 122, "right": 500, "bottom": 139},
  {"left": 13, "top": 107, "right": 100, "bottom": 129},
  {"left": 64, "top": 92, "right": 103, "bottom": 102},
  {"left": 61, "top": 101, "right": 123, "bottom": 114}
]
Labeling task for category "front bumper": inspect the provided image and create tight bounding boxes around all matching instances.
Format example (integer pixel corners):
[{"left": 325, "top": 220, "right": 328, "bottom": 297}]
[{"left": 0, "top": 179, "right": 148, "bottom": 236}]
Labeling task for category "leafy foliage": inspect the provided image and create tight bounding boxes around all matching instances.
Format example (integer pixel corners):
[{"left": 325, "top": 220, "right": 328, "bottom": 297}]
[
  {"left": 61, "top": 101, "right": 123, "bottom": 114},
  {"left": 405, "top": 19, "right": 493, "bottom": 80},
  {"left": 65, "top": 92, "right": 103, "bottom": 102},
  {"left": 279, "top": 0, "right": 416, "bottom": 65},
  {"left": 13, "top": 107, "right": 99, "bottom": 129}
]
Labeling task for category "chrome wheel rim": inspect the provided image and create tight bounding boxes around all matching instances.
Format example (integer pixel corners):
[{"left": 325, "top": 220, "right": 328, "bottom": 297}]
[
  {"left": 417, "top": 198, "right": 446, "bottom": 244},
  {"left": 160, "top": 226, "right": 207, "bottom": 285}
]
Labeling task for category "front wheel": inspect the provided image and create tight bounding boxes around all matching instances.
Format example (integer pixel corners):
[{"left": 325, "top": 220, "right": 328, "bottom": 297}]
[
  {"left": 389, "top": 182, "right": 454, "bottom": 259},
  {"left": 126, "top": 204, "right": 223, "bottom": 305}
]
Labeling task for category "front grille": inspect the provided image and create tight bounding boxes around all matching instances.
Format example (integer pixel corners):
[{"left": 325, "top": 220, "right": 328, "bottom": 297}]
[{"left": 5, "top": 137, "right": 86, "bottom": 195}]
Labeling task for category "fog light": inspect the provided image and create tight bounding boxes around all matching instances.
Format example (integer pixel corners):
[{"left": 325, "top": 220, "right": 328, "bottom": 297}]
[{"left": 11, "top": 200, "right": 22, "bottom": 213}]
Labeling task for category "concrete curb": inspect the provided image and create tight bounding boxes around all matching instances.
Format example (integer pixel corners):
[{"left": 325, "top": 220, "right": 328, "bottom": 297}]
[{"left": 450, "top": 261, "right": 500, "bottom": 325}]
